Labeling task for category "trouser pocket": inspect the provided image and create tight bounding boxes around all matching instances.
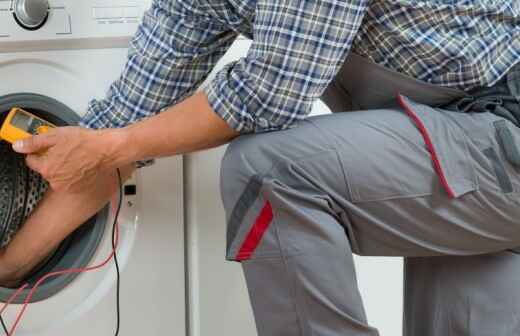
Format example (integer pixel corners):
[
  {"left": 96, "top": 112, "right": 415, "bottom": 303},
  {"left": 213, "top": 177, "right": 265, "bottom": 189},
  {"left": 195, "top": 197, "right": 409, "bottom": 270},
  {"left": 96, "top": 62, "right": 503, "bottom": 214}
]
[
  {"left": 334, "top": 95, "right": 478, "bottom": 203},
  {"left": 458, "top": 112, "right": 520, "bottom": 196}
]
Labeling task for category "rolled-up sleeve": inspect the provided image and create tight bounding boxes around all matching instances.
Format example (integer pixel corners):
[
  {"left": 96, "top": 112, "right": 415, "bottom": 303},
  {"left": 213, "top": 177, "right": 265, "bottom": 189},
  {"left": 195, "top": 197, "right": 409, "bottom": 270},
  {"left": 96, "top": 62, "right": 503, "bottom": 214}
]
[
  {"left": 80, "top": 1, "right": 237, "bottom": 130},
  {"left": 203, "top": 0, "right": 369, "bottom": 133}
]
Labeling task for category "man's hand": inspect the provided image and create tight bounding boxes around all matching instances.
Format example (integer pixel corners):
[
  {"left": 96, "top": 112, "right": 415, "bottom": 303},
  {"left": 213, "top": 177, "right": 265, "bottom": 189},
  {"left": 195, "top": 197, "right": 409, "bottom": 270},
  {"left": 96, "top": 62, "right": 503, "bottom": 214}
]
[
  {"left": 12, "top": 92, "right": 237, "bottom": 193},
  {"left": 13, "top": 126, "right": 126, "bottom": 193}
]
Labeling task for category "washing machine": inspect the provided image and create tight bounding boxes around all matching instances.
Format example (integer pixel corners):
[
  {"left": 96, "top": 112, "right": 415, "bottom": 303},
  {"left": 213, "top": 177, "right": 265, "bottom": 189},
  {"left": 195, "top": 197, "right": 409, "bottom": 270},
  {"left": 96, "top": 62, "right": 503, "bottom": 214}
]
[
  {"left": 0, "top": 1, "right": 185, "bottom": 335},
  {"left": 187, "top": 40, "right": 404, "bottom": 336}
]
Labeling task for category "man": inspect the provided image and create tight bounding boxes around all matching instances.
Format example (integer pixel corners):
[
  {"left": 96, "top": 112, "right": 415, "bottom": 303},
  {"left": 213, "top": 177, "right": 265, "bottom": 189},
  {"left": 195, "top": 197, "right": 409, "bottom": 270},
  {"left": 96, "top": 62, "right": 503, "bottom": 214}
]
[{"left": 2, "top": 1, "right": 520, "bottom": 335}]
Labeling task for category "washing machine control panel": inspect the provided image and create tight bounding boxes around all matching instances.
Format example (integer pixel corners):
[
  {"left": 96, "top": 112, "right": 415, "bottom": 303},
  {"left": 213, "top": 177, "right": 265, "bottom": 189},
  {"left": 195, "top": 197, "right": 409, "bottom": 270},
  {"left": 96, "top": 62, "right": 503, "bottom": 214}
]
[{"left": 0, "top": 0, "right": 151, "bottom": 51}]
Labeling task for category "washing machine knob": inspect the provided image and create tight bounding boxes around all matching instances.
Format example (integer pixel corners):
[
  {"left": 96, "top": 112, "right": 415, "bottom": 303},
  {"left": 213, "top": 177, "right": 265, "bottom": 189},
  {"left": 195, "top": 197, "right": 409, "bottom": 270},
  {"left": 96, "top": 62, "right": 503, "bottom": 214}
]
[{"left": 14, "top": 0, "right": 49, "bottom": 30}]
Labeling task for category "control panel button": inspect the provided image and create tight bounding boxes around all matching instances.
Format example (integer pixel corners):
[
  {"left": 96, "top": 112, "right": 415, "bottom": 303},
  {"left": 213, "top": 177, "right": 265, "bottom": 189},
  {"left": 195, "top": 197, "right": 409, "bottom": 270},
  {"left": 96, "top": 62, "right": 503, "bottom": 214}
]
[
  {"left": 123, "top": 6, "right": 140, "bottom": 18},
  {"left": 48, "top": 0, "right": 65, "bottom": 8},
  {"left": 50, "top": 8, "right": 70, "bottom": 34},
  {"left": 93, "top": 7, "right": 124, "bottom": 20}
]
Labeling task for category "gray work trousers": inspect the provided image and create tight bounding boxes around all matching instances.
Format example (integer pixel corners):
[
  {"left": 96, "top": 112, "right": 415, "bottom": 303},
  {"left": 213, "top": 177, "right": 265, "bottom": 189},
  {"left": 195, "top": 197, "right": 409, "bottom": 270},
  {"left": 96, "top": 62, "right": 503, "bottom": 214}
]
[
  {"left": 220, "top": 53, "right": 520, "bottom": 336},
  {"left": 325, "top": 54, "right": 520, "bottom": 336}
]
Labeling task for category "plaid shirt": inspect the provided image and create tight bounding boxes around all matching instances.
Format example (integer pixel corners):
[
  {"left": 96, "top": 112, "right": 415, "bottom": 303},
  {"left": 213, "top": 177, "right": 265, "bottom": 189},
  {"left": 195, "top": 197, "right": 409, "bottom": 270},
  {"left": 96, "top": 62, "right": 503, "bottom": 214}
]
[{"left": 81, "top": 0, "right": 520, "bottom": 136}]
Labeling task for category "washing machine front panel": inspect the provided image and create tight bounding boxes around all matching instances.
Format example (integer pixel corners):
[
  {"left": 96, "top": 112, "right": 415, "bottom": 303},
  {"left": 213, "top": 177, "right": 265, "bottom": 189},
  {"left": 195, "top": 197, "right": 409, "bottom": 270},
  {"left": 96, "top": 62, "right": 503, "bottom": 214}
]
[
  {"left": 0, "top": 2, "right": 185, "bottom": 335},
  {"left": 0, "top": 48, "right": 129, "bottom": 112},
  {"left": 1, "top": 156, "right": 185, "bottom": 336},
  {"left": 0, "top": 50, "right": 140, "bottom": 334}
]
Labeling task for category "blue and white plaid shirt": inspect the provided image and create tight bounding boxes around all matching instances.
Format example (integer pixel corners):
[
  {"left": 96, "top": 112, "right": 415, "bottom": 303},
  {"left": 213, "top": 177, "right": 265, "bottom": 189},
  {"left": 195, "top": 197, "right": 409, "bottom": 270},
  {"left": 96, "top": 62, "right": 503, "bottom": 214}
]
[{"left": 81, "top": 0, "right": 520, "bottom": 135}]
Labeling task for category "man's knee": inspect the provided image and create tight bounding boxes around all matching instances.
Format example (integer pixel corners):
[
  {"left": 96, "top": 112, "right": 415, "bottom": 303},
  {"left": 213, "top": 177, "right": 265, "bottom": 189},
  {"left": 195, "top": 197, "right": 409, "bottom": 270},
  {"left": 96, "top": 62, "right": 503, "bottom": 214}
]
[
  {"left": 220, "top": 121, "right": 339, "bottom": 212},
  {"left": 220, "top": 134, "right": 275, "bottom": 213},
  {"left": 220, "top": 134, "right": 284, "bottom": 261}
]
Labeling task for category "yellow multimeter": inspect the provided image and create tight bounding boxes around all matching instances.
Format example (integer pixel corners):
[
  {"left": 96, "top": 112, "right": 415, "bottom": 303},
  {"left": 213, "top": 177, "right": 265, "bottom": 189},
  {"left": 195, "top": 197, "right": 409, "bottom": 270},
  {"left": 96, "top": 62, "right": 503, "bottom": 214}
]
[{"left": 0, "top": 108, "right": 55, "bottom": 144}]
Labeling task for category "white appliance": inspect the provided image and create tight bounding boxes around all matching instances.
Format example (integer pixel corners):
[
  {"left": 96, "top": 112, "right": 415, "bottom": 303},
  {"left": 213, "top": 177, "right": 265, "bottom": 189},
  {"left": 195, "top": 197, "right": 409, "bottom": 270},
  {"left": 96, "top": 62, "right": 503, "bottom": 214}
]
[
  {"left": 0, "top": 1, "right": 185, "bottom": 336},
  {"left": 187, "top": 40, "right": 404, "bottom": 336}
]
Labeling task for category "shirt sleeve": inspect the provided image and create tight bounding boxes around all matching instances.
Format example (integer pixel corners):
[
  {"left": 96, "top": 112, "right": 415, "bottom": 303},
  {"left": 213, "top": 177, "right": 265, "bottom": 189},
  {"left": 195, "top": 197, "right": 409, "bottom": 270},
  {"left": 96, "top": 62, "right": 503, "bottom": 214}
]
[
  {"left": 203, "top": 0, "right": 369, "bottom": 133},
  {"left": 80, "top": 1, "right": 238, "bottom": 166}
]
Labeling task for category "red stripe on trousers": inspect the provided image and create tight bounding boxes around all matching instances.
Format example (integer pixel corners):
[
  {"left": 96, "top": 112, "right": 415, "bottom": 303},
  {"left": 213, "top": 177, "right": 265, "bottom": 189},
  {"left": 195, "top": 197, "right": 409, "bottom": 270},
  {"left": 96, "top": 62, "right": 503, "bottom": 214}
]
[
  {"left": 397, "top": 94, "right": 456, "bottom": 199},
  {"left": 235, "top": 201, "right": 274, "bottom": 261}
]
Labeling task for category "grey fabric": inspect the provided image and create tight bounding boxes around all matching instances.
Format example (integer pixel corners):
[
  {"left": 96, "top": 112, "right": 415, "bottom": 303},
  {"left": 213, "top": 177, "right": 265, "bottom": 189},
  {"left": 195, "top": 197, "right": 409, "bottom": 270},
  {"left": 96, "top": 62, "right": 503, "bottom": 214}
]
[
  {"left": 483, "top": 147, "right": 514, "bottom": 194},
  {"left": 226, "top": 175, "right": 263, "bottom": 253},
  {"left": 403, "top": 254, "right": 520, "bottom": 336},
  {"left": 323, "top": 53, "right": 468, "bottom": 111},
  {"left": 439, "top": 62, "right": 520, "bottom": 171},
  {"left": 328, "top": 54, "right": 520, "bottom": 336},
  {"left": 220, "top": 53, "right": 520, "bottom": 336},
  {"left": 495, "top": 120, "right": 520, "bottom": 167}
]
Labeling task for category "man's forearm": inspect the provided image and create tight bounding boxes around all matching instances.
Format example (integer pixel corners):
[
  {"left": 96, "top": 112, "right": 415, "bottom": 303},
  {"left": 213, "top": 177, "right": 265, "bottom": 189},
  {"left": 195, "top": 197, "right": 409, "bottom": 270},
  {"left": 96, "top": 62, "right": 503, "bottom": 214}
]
[
  {"left": 0, "top": 89, "right": 234, "bottom": 284},
  {"left": 0, "top": 166, "right": 134, "bottom": 283},
  {"left": 104, "top": 92, "right": 239, "bottom": 169},
  {"left": 0, "top": 91, "right": 234, "bottom": 282},
  {"left": 2, "top": 190, "right": 105, "bottom": 280}
]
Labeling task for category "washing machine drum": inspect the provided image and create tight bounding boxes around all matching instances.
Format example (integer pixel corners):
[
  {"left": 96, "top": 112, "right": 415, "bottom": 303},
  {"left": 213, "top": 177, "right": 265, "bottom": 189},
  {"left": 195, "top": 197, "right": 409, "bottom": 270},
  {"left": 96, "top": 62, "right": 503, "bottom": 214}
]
[
  {"left": 0, "top": 93, "right": 107, "bottom": 303},
  {"left": 0, "top": 139, "right": 48, "bottom": 247}
]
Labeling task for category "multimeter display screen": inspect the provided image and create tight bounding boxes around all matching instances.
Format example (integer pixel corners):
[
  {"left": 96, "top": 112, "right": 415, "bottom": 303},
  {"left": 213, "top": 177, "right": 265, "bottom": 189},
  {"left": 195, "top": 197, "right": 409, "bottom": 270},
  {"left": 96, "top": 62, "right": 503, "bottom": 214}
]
[{"left": 11, "top": 111, "right": 50, "bottom": 135}]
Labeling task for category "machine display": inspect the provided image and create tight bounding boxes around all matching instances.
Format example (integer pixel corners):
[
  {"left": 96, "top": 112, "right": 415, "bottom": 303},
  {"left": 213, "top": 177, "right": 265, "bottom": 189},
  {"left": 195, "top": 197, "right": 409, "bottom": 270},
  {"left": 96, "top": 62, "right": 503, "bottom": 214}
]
[{"left": 0, "top": 107, "right": 54, "bottom": 144}]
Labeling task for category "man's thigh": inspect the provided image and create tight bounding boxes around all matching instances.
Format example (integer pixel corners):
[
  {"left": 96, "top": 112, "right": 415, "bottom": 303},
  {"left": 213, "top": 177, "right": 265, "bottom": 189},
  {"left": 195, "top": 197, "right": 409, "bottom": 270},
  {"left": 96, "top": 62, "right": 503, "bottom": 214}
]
[
  {"left": 225, "top": 99, "right": 520, "bottom": 258},
  {"left": 305, "top": 98, "right": 520, "bottom": 256}
]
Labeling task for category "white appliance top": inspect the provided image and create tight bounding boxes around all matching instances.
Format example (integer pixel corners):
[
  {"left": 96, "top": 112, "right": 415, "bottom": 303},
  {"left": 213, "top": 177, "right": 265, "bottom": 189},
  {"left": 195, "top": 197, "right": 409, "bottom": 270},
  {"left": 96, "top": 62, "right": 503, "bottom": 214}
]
[{"left": 0, "top": 0, "right": 151, "bottom": 52}]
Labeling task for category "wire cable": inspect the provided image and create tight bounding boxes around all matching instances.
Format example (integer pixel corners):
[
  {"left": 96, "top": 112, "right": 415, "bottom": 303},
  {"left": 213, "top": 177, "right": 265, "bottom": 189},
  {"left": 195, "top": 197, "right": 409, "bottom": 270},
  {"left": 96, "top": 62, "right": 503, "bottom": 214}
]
[
  {"left": 112, "top": 169, "right": 122, "bottom": 336},
  {"left": 0, "top": 169, "right": 124, "bottom": 336},
  {"left": 0, "top": 314, "right": 8, "bottom": 335}
]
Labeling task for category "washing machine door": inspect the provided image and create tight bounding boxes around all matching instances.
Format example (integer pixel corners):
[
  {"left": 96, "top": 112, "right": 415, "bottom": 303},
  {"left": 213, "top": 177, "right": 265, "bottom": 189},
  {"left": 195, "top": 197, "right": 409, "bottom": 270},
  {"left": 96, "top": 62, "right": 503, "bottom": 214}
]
[{"left": 0, "top": 54, "right": 140, "bottom": 335}]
